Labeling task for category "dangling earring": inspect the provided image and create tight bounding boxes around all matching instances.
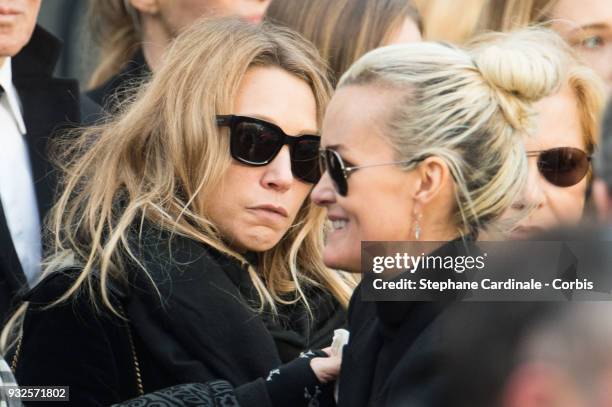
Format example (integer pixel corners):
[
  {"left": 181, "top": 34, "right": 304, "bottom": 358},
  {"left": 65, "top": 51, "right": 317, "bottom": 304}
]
[{"left": 413, "top": 211, "right": 423, "bottom": 240}]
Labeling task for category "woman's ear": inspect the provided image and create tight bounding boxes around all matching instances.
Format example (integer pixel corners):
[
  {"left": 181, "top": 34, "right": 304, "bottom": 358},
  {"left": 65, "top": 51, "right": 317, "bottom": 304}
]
[
  {"left": 129, "top": 0, "right": 160, "bottom": 14},
  {"left": 412, "top": 156, "right": 451, "bottom": 206}
]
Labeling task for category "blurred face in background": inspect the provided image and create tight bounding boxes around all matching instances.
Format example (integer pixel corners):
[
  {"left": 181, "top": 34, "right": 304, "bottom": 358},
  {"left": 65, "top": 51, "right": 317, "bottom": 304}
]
[
  {"left": 502, "top": 86, "right": 589, "bottom": 239},
  {"left": 502, "top": 363, "right": 612, "bottom": 407},
  {"left": 154, "top": 0, "right": 271, "bottom": 33},
  {"left": 550, "top": 0, "right": 612, "bottom": 92},
  {"left": 131, "top": 0, "right": 271, "bottom": 69},
  {"left": 0, "top": 0, "right": 41, "bottom": 59},
  {"left": 206, "top": 66, "right": 317, "bottom": 252}
]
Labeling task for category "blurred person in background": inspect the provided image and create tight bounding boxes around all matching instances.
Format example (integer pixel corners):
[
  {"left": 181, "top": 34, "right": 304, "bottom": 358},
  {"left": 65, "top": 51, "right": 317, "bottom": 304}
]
[
  {"left": 416, "top": 0, "right": 612, "bottom": 93},
  {"left": 441, "top": 302, "right": 612, "bottom": 407},
  {"left": 480, "top": 0, "right": 612, "bottom": 93},
  {"left": 593, "top": 102, "right": 612, "bottom": 222},
  {"left": 87, "top": 0, "right": 271, "bottom": 111},
  {"left": 496, "top": 39, "right": 606, "bottom": 239},
  {"left": 0, "top": 0, "right": 86, "bottom": 323},
  {"left": 310, "top": 28, "right": 565, "bottom": 406},
  {"left": 265, "top": 0, "right": 422, "bottom": 86},
  {"left": 2, "top": 19, "right": 351, "bottom": 406}
]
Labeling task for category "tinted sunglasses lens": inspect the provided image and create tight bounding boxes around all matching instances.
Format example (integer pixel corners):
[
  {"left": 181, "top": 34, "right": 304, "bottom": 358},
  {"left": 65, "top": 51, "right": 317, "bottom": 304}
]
[
  {"left": 291, "top": 138, "right": 321, "bottom": 183},
  {"left": 538, "top": 148, "right": 590, "bottom": 187},
  {"left": 326, "top": 150, "right": 348, "bottom": 196},
  {"left": 230, "top": 121, "right": 281, "bottom": 164}
]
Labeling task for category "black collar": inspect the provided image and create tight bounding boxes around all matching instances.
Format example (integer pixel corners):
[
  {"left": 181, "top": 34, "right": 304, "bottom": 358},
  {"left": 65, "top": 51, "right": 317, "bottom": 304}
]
[
  {"left": 375, "top": 237, "right": 471, "bottom": 329},
  {"left": 12, "top": 25, "right": 62, "bottom": 78}
]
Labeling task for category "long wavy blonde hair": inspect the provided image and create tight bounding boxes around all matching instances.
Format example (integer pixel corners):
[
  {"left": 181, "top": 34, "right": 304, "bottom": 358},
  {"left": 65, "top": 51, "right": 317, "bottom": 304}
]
[{"left": 2, "top": 18, "right": 353, "bottom": 353}]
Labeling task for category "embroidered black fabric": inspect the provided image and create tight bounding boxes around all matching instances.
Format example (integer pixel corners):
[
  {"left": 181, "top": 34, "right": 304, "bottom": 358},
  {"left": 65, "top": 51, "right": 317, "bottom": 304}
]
[{"left": 113, "top": 381, "right": 239, "bottom": 407}]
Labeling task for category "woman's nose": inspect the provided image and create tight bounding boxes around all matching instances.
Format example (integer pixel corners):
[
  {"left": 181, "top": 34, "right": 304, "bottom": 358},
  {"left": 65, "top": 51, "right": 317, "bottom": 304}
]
[
  {"left": 261, "top": 146, "right": 294, "bottom": 192},
  {"left": 311, "top": 171, "right": 337, "bottom": 206}
]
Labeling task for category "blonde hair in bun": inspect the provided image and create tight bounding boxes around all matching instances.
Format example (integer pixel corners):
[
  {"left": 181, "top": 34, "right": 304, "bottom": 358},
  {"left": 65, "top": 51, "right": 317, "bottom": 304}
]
[{"left": 338, "top": 27, "right": 567, "bottom": 236}]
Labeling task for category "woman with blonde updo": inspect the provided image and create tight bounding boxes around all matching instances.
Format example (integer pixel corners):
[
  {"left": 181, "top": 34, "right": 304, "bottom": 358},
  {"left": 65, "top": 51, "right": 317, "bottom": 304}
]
[{"left": 310, "top": 28, "right": 569, "bottom": 406}]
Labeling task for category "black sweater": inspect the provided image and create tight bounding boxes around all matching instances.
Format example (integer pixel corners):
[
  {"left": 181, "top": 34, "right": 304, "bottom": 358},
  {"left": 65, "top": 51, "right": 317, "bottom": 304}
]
[
  {"left": 12, "top": 228, "right": 345, "bottom": 406},
  {"left": 337, "top": 240, "right": 467, "bottom": 407}
]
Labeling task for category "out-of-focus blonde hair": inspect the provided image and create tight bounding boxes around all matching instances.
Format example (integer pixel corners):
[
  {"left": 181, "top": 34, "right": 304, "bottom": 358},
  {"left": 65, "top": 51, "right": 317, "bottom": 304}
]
[
  {"left": 413, "top": 0, "right": 558, "bottom": 43},
  {"left": 413, "top": 0, "right": 487, "bottom": 43},
  {"left": 266, "top": 0, "right": 422, "bottom": 85},
  {"left": 88, "top": 0, "right": 142, "bottom": 88},
  {"left": 338, "top": 28, "right": 570, "bottom": 236},
  {"left": 1, "top": 18, "right": 353, "bottom": 353},
  {"left": 478, "top": 0, "right": 559, "bottom": 32}
]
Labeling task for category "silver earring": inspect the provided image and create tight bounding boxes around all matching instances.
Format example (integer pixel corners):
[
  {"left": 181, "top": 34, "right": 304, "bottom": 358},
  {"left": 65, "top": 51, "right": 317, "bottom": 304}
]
[{"left": 414, "top": 212, "right": 423, "bottom": 240}]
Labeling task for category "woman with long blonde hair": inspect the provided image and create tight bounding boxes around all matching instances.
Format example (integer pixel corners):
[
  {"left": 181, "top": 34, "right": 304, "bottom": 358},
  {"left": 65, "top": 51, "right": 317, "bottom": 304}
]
[{"left": 2, "top": 18, "right": 351, "bottom": 406}]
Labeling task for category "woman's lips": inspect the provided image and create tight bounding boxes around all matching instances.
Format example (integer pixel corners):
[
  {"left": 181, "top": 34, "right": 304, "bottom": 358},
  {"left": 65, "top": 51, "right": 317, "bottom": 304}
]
[
  {"left": 328, "top": 214, "right": 349, "bottom": 232},
  {"left": 247, "top": 204, "right": 288, "bottom": 223}
]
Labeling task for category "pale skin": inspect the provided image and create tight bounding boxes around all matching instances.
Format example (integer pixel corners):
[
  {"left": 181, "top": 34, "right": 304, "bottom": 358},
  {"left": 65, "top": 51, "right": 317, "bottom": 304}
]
[
  {"left": 501, "top": 85, "right": 588, "bottom": 239},
  {"left": 311, "top": 84, "right": 457, "bottom": 273},
  {"left": 129, "top": 0, "right": 270, "bottom": 71},
  {"left": 549, "top": 0, "right": 612, "bottom": 92},
  {"left": 385, "top": 16, "right": 422, "bottom": 45},
  {"left": 0, "top": 0, "right": 41, "bottom": 67},
  {"left": 204, "top": 66, "right": 338, "bottom": 381}
]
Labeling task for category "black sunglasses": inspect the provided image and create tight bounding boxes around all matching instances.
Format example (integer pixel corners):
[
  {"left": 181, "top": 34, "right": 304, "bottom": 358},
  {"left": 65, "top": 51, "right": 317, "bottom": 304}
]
[
  {"left": 216, "top": 115, "right": 321, "bottom": 184},
  {"left": 319, "top": 148, "right": 425, "bottom": 196},
  {"left": 528, "top": 147, "right": 591, "bottom": 187}
]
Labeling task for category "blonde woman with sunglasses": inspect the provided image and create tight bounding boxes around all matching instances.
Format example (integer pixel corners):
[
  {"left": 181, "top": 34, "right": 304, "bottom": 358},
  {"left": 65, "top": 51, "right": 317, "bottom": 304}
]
[{"left": 1, "top": 19, "right": 352, "bottom": 407}]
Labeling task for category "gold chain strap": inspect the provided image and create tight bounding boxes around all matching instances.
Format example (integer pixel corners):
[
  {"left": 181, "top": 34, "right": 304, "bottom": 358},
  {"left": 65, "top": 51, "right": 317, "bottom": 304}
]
[
  {"left": 120, "top": 306, "right": 145, "bottom": 396},
  {"left": 10, "top": 333, "right": 22, "bottom": 373},
  {"left": 10, "top": 307, "right": 144, "bottom": 397}
]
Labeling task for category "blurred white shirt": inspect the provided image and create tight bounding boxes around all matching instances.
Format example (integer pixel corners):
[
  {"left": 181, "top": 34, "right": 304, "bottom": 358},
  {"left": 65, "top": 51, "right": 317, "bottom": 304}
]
[{"left": 0, "top": 57, "right": 42, "bottom": 285}]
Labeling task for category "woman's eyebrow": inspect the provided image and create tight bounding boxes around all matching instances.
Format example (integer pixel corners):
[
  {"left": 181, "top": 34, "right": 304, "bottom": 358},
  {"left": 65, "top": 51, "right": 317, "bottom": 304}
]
[
  {"left": 569, "top": 22, "right": 611, "bottom": 33},
  {"left": 240, "top": 113, "right": 318, "bottom": 135}
]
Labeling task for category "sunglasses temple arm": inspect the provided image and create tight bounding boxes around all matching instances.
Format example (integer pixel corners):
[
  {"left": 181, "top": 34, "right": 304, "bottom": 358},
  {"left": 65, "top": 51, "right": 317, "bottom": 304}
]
[{"left": 345, "top": 158, "right": 424, "bottom": 172}]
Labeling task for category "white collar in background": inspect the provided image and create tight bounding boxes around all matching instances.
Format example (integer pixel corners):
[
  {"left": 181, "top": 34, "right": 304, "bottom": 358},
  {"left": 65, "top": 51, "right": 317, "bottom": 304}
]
[{"left": 0, "top": 57, "right": 26, "bottom": 135}]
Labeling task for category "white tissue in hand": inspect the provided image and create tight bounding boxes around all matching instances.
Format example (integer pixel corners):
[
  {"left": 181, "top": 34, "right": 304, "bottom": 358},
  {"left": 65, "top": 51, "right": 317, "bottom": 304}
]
[{"left": 331, "top": 328, "right": 349, "bottom": 356}]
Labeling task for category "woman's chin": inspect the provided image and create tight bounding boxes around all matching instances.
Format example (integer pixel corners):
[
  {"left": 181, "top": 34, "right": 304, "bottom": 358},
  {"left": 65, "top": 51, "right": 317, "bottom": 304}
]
[
  {"left": 231, "top": 230, "right": 283, "bottom": 253},
  {"left": 323, "top": 245, "right": 360, "bottom": 273}
]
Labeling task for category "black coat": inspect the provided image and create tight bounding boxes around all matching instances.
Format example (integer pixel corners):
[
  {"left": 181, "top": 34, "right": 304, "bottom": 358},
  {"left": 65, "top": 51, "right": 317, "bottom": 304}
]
[
  {"left": 13, "top": 227, "right": 345, "bottom": 406},
  {"left": 337, "top": 240, "right": 465, "bottom": 407},
  {"left": 0, "top": 26, "right": 81, "bottom": 324}
]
